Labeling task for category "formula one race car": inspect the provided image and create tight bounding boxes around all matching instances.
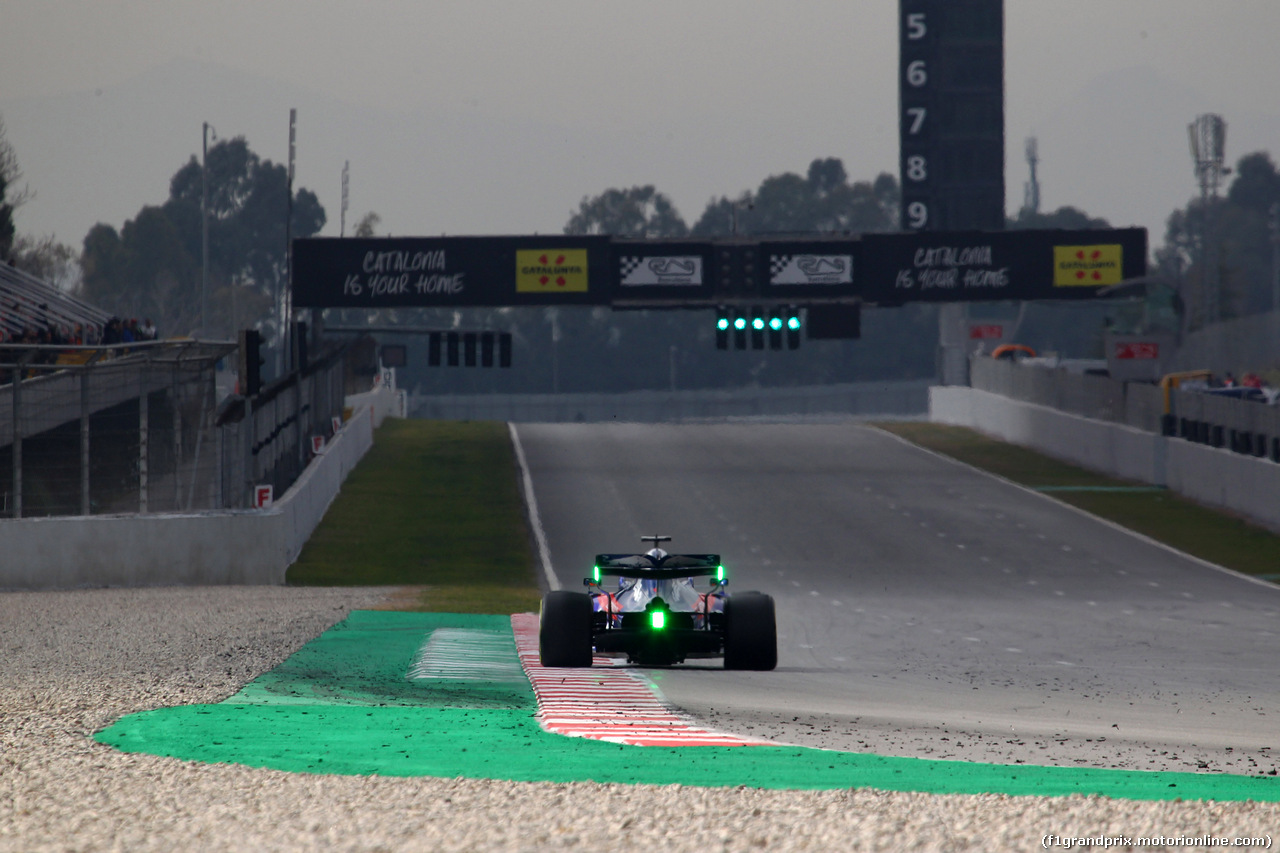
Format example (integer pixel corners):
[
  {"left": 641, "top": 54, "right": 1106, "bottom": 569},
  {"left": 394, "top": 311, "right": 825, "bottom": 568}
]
[{"left": 539, "top": 536, "right": 777, "bottom": 670}]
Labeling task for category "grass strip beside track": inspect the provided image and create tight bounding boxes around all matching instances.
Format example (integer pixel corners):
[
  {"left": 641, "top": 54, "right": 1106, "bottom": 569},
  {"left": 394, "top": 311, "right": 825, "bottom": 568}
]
[
  {"left": 876, "top": 422, "right": 1280, "bottom": 580},
  {"left": 97, "top": 611, "right": 1280, "bottom": 801},
  {"left": 287, "top": 419, "right": 541, "bottom": 614}
]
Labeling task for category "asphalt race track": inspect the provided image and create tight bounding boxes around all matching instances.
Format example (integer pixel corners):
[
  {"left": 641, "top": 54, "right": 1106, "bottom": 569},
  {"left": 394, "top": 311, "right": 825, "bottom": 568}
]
[{"left": 515, "top": 422, "right": 1280, "bottom": 777}]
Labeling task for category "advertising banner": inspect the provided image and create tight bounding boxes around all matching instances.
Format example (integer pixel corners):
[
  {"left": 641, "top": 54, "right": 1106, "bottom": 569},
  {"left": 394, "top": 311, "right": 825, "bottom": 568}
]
[
  {"left": 293, "top": 236, "right": 609, "bottom": 308},
  {"left": 1053, "top": 244, "right": 1125, "bottom": 286},
  {"left": 294, "top": 229, "right": 1146, "bottom": 309},
  {"left": 516, "top": 249, "right": 590, "bottom": 292},
  {"left": 862, "top": 227, "right": 1146, "bottom": 304}
]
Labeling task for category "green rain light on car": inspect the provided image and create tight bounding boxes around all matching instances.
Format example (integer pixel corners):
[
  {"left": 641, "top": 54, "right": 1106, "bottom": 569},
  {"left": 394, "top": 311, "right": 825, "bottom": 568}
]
[{"left": 650, "top": 609, "right": 667, "bottom": 630}]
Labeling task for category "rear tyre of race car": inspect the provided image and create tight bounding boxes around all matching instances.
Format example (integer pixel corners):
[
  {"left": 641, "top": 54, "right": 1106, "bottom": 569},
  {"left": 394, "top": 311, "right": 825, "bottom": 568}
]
[
  {"left": 723, "top": 591, "right": 777, "bottom": 671},
  {"left": 539, "top": 591, "right": 594, "bottom": 667}
]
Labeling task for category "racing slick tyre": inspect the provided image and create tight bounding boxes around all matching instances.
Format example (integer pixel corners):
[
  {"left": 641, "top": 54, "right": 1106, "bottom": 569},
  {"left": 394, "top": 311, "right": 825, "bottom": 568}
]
[
  {"left": 539, "top": 591, "right": 594, "bottom": 667},
  {"left": 723, "top": 591, "right": 777, "bottom": 671}
]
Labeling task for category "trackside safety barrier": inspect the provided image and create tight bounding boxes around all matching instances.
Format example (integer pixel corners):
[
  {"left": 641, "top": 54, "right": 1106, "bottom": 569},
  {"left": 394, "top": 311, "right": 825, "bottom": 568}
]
[
  {"left": 931, "top": 385, "right": 1280, "bottom": 536},
  {"left": 972, "top": 357, "right": 1280, "bottom": 465}
]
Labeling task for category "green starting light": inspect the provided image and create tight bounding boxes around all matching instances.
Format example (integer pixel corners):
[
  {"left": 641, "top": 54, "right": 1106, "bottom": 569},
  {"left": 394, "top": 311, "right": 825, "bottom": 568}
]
[
  {"left": 769, "top": 317, "right": 783, "bottom": 331},
  {"left": 751, "top": 317, "right": 765, "bottom": 331},
  {"left": 787, "top": 316, "right": 801, "bottom": 331},
  {"left": 650, "top": 609, "right": 667, "bottom": 630},
  {"left": 733, "top": 317, "right": 747, "bottom": 331},
  {"left": 716, "top": 318, "right": 730, "bottom": 331}
]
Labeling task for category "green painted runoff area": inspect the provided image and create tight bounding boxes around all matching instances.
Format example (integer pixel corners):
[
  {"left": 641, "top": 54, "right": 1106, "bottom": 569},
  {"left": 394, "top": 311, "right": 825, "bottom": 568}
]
[{"left": 97, "top": 611, "right": 1280, "bottom": 801}]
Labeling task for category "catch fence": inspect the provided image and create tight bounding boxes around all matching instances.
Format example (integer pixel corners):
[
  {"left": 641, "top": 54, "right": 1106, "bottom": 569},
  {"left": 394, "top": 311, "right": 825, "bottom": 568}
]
[{"left": 216, "top": 343, "right": 349, "bottom": 508}]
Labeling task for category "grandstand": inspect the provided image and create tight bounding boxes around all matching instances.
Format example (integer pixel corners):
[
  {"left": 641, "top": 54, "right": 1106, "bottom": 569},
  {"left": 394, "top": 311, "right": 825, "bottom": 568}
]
[{"left": 0, "top": 260, "right": 110, "bottom": 343}]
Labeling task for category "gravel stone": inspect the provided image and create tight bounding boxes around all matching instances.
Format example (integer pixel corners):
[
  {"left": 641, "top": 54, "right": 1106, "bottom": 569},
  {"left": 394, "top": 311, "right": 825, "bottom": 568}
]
[{"left": 1, "top": 587, "right": 1275, "bottom": 852}]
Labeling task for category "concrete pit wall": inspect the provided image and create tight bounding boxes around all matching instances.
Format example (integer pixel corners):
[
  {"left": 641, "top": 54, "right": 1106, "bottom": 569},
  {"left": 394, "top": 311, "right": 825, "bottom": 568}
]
[
  {"left": 0, "top": 385, "right": 400, "bottom": 590},
  {"left": 930, "top": 386, "right": 1280, "bottom": 535}
]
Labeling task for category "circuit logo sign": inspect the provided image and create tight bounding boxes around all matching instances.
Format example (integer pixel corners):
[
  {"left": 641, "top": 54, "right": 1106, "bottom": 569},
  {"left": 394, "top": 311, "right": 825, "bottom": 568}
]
[
  {"left": 516, "top": 249, "right": 589, "bottom": 292},
  {"left": 619, "top": 256, "right": 703, "bottom": 286},
  {"left": 769, "top": 254, "right": 853, "bottom": 285},
  {"left": 1053, "top": 244, "right": 1123, "bottom": 286}
]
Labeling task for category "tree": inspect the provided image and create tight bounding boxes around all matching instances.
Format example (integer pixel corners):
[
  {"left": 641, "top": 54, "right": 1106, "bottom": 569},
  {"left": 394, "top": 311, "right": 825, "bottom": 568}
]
[
  {"left": 1227, "top": 152, "right": 1280, "bottom": 213},
  {"left": 0, "top": 170, "right": 13, "bottom": 263},
  {"left": 0, "top": 113, "right": 33, "bottom": 262},
  {"left": 564, "top": 185, "right": 688, "bottom": 238},
  {"left": 353, "top": 212, "right": 381, "bottom": 237},
  {"left": 0, "top": 113, "right": 81, "bottom": 290},
  {"left": 1158, "top": 150, "right": 1280, "bottom": 324},
  {"left": 1008, "top": 205, "right": 1109, "bottom": 231},
  {"left": 690, "top": 159, "right": 899, "bottom": 236},
  {"left": 80, "top": 135, "right": 326, "bottom": 337},
  {"left": 9, "top": 234, "right": 80, "bottom": 290}
]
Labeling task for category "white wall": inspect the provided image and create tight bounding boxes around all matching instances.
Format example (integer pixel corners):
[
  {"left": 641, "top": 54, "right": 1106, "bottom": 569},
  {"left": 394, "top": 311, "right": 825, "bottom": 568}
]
[
  {"left": 930, "top": 386, "right": 1280, "bottom": 535},
  {"left": 0, "top": 385, "right": 399, "bottom": 590},
  {"left": 931, "top": 387, "right": 1167, "bottom": 485},
  {"left": 412, "top": 380, "right": 931, "bottom": 423}
]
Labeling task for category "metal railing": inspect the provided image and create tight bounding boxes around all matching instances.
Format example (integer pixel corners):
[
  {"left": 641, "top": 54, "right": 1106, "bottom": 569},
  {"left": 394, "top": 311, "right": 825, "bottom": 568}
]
[{"left": 0, "top": 338, "right": 351, "bottom": 518}]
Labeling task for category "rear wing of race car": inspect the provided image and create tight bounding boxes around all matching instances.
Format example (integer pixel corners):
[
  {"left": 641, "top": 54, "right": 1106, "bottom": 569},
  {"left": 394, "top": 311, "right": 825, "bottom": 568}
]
[{"left": 590, "top": 553, "right": 724, "bottom": 581}]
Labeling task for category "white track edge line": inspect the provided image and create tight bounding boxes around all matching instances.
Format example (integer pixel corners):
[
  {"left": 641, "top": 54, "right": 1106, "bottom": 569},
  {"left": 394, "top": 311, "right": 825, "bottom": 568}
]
[
  {"left": 508, "top": 422, "right": 560, "bottom": 591},
  {"left": 871, "top": 423, "right": 1280, "bottom": 593}
]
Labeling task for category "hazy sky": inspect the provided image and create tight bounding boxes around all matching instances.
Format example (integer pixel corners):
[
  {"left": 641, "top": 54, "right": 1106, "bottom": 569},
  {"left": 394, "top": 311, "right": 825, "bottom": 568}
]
[{"left": 2, "top": 1, "right": 1278, "bottom": 247}]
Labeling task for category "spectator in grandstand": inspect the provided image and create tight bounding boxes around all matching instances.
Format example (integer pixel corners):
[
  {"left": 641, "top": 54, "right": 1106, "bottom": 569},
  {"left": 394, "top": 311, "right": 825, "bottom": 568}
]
[
  {"left": 141, "top": 318, "right": 156, "bottom": 340},
  {"left": 102, "top": 318, "right": 121, "bottom": 346}
]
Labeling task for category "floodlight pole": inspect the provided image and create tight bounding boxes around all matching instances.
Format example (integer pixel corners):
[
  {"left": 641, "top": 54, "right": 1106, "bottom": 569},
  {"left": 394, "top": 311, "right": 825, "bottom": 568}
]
[
  {"left": 1270, "top": 202, "right": 1280, "bottom": 313},
  {"left": 201, "top": 122, "right": 216, "bottom": 338},
  {"left": 340, "top": 160, "right": 349, "bottom": 238},
  {"left": 1189, "top": 114, "right": 1227, "bottom": 326},
  {"left": 286, "top": 108, "right": 296, "bottom": 372}
]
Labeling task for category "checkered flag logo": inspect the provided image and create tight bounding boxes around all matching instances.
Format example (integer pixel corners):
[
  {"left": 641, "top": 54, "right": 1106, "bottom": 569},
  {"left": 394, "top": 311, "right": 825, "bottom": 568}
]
[
  {"left": 619, "top": 256, "right": 644, "bottom": 278},
  {"left": 769, "top": 255, "right": 792, "bottom": 277}
]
